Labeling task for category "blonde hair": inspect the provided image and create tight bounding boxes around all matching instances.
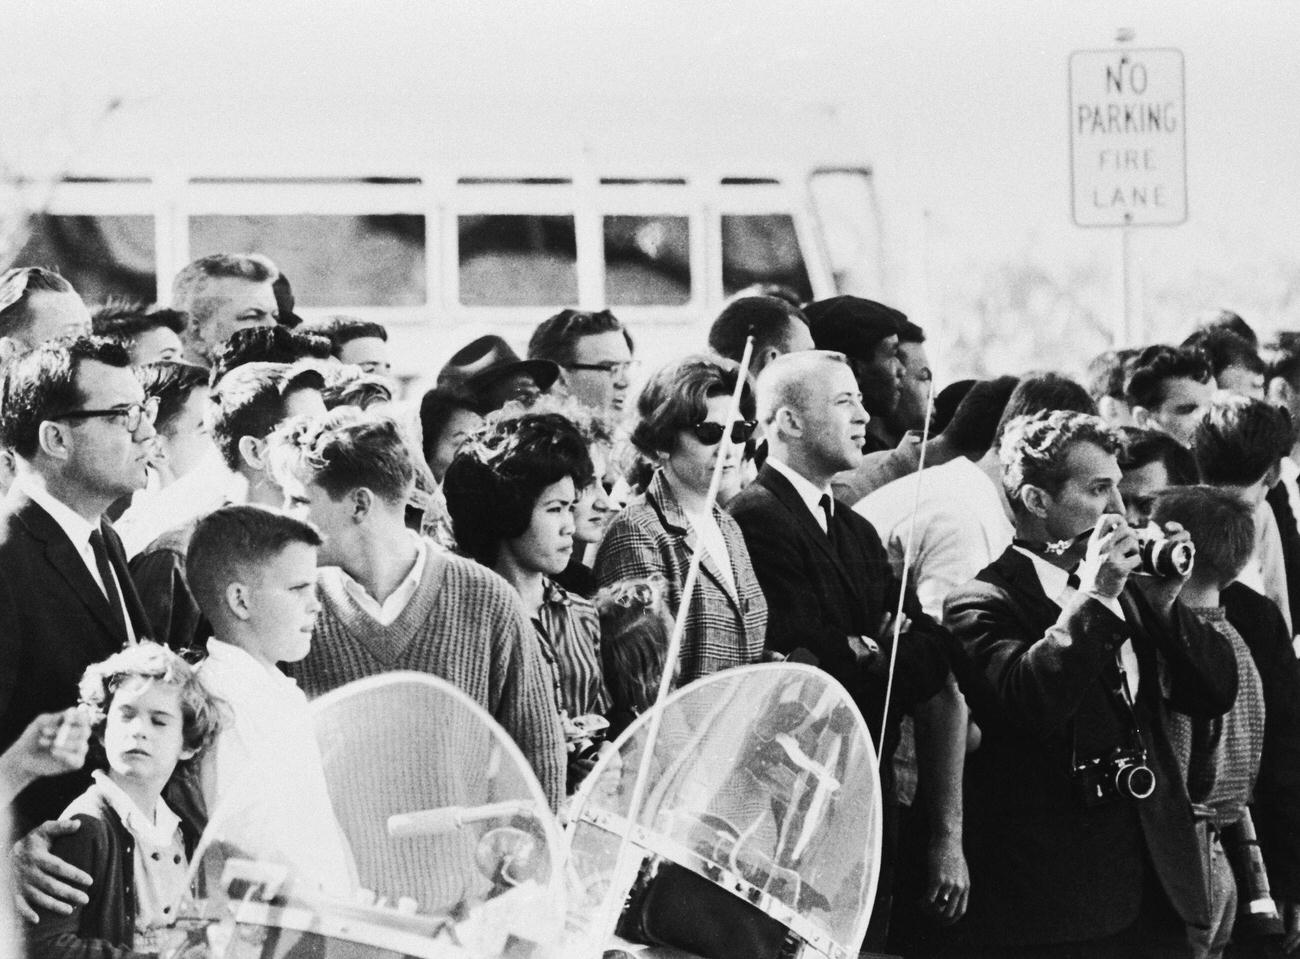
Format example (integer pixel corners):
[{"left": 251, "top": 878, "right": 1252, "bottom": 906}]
[{"left": 79, "top": 642, "right": 222, "bottom": 760}]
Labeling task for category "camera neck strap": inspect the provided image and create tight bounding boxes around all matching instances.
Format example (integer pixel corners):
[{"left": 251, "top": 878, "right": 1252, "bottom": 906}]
[{"left": 1069, "top": 645, "right": 1148, "bottom": 769}]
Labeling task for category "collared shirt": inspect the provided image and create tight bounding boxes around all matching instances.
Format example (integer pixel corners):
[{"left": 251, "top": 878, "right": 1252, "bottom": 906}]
[
  {"left": 681, "top": 503, "right": 735, "bottom": 591},
  {"left": 198, "top": 639, "right": 357, "bottom": 896},
  {"left": 534, "top": 578, "right": 610, "bottom": 721},
  {"left": 857, "top": 456, "right": 1014, "bottom": 620},
  {"left": 1237, "top": 501, "right": 1293, "bottom": 636},
  {"left": 1013, "top": 545, "right": 1138, "bottom": 700},
  {"left": 116, "top": 446, "right": 241, "bottom": 559},
  {"left": 16, "top": 475, "right": 136, "bottom": 642},
  {"left": 336, "top": 532, "right": 427, "bottom": 626},
  {"left": 1281, "top": 457, "right": 1300, "bottom": 540},
  {"left": 767, "top": 456, "right": 833, "bottom": 534},
  {"left": 90, "top": 770, "right": 188, "bottom": 945}
]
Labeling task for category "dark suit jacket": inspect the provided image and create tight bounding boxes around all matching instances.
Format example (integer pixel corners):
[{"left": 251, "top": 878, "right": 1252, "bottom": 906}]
[
  {"left": 728, "top": 463, "right": 951, "bottom": 752},
  {"left": 0, "top": 491, "right": 149, "bottom": 833},
  {"left": 943, "top": 547, "right": 1238, "bottom": 947},
  {"left": 1222, "top": 581, "right": 1300, "bottom": 902},
  {"left": 1266, "top": 481, "right": 1300, "bottom": 631}
]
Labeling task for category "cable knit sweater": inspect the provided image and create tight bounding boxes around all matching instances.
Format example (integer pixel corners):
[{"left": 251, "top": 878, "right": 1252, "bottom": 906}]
[{"left": 285, "top": 549, "right": 566, "bottom": 809}]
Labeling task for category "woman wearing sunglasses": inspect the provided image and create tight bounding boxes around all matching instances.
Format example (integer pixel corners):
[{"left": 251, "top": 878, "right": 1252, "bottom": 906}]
[{"left": 594, "top": 356, "right": 768, "bottom": 685}]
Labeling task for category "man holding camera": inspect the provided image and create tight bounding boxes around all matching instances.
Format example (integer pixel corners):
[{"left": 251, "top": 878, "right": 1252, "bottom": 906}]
[{"left": 941, "top": 410, "right": 1237, "bottom": 958}]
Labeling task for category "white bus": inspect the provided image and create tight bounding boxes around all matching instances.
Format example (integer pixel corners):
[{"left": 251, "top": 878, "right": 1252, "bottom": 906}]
[{"left": 2, "top": 105, "right": 889, "bottom": 382}]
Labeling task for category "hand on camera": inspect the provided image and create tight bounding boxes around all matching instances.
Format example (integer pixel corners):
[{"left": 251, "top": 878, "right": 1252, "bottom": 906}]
[
  {"left": 1130, "top": 520, "right": 1193, "bottom": 620},
  {"left": 1074, "top": 513, "right": 1139, "bottom": 600}
]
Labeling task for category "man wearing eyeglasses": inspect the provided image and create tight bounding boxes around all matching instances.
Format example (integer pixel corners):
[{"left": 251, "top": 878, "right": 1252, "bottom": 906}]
[
  {"left": 0, "top": 337, "right": 155, "bottom": 833},
  {"left": 0, "top": 268, "right": 93, "bottom": 363},
  {"left": 527, "top": 309, "right": 637, "bottom": 423}
]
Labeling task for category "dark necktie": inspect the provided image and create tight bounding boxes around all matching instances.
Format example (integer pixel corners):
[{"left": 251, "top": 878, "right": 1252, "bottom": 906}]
[
  {"left": 819, "top": 494, "right": 840, "bottom": 553},
  {"left": 89, "top": 528, "right": 127, "bottom": 640}
]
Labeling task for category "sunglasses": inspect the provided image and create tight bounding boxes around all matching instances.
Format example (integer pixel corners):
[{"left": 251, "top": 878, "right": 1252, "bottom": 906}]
[{"left": 690, "top": 419, "right": 757, "bottom": 446}]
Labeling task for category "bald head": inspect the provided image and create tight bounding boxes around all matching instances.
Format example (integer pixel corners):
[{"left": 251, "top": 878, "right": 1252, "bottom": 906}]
[
  {"left": 755, "top": 350, "right": 869, "bottom": 485},
  {"left": 756, "top": 350, "right": 850, "bottom": 425}
]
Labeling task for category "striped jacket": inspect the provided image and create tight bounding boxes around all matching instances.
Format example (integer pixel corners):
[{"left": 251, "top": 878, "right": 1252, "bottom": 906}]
[{"left": 594, "top": 470, "right": 767, "bottom": 684}]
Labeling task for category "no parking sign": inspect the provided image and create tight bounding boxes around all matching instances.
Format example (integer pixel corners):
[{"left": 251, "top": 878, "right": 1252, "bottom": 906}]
[{"left": 1069, "top": 48, "right": 1187, "bottom": 227}]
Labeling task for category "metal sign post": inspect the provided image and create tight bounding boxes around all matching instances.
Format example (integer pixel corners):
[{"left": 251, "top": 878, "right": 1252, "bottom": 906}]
[{"left": 1069, "top": 33, "right": 1186, "bottom": 346}]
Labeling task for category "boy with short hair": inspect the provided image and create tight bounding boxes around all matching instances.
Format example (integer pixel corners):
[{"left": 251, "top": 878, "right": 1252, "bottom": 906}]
[
  {"left": 185, "top": 503, "right": 356, "bottom": 896},
  {"left": 27, "top": 641, "right": 220, "bottom": 958}
]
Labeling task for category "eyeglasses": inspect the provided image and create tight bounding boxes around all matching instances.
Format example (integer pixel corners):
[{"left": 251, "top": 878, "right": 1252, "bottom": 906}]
[
  {"left": 566, "top": 360, "right": 639, "bottom": 377},
  {"left": 52, "top": 397, "right": 159, "bottom": 433},
  {"left": 690, "top": 419, "right": 757, "bottom": 446}
]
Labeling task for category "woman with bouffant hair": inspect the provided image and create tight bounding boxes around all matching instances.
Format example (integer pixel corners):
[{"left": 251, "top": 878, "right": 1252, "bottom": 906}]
[
  {"left": 443, "top": 413, "right": 610, "bottom": 789},
  {"left": 593, "top": 355, "right": 767, "bottom": 685}
]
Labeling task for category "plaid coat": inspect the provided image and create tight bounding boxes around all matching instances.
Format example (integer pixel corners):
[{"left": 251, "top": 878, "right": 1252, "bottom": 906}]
[{"left": 594, "top": 470, "right": 767, "bottom": 684}]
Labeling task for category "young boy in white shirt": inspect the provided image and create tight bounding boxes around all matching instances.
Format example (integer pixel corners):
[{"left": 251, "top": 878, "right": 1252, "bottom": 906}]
[{"left": 185, "top": 503, "right": 357, "bottom": 897}]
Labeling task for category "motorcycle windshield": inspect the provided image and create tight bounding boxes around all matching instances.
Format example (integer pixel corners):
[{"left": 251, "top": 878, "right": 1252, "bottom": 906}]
[
  {"left": 179, "top": 672, "right": 565, "bottom": 959},
  {"left": 566, "top": 663, "right": 882, "bottom": 959}
]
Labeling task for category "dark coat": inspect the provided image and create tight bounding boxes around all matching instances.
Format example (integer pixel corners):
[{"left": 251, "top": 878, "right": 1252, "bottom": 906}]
[
  {"left": 26, "top": 779, "right": 202, "bottom": 959},
  {"left": 727, "top": 463, "right": 951, "bottom": 749},
  {"left": 594, "top": 470, "right": 767, "bottom": 684},
  {"left": 1222, "top": 581, "right": 1300, "bottom": 902},
  {"left": 0, "top": 490, "right": 149, "bottom": 833},
  {"left": 128, "top": 519, "right": 207, "bottom": 654},
  {"left": 943, "top": 547, "right": 1239, "bottom": 947}
]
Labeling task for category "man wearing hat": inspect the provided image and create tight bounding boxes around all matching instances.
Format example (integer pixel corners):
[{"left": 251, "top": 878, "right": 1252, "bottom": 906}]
[
  {"left": 437, "top": 335, "right": 561, "bottom": 414},
  {"left": 803, "top": 295, "right": 906, "bottom": 456}
]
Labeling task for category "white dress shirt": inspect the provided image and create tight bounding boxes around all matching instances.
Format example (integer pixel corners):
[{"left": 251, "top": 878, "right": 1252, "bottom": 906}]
[
  {"left": 856, "top": 457, "right": 1013, "bottom": 620},
  {"left": 1013, "top": 546, "right": 1138, "bottom": 700},
  {"left": 1280, "top": 457, "right": 1300, "bottom": 540},
  {"left": 116, "top": 446, "right": 243, "bottom": 558},
  {"left": 16, "top": 475, "right": 136, "bottom": 642},
  {"left": 198, "top": 639, "right": 357, "bottom": 896},
  {"left": 335, "top": 532, "right": 428, "bottom": 626},
  {"left": 682, "top": 502, "right": 736, "bottom": 591}
]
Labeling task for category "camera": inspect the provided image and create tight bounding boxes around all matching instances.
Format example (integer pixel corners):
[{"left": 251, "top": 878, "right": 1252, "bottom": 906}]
[
  {"left": 1135, "top": 524, "right": 1195, "bottom": 578},
  {"left": 1072, "top": 746, "right": 1156, "bottom": 806}
]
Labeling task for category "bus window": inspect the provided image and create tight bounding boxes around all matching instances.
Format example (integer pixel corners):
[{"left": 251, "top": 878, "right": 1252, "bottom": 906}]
[
  {"left": 808, "top": 168, "right": 884, "bottom": 296},
  {"left": 189, "top": 214, "right": 426, "bottom": 307},
  {"left": 458, "top": 214, "right": 577, "bottom": 306},
  {"left": 8, "top": 214, "right": 155, "bottom": 304},
  {"left": 721, "top": 213, "right": 812, "bottom": 302},
  {"left": 603, "top": 215, "right": 690, "bottom": 306}
]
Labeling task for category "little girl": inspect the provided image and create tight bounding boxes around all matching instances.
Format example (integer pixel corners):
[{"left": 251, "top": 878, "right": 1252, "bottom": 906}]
[{"left": 28, "top": 641, "right": 221, "bottom": 958}]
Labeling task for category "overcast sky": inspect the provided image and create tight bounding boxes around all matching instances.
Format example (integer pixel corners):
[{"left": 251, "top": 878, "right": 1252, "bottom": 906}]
[{"left": 3, "top": 1, "right": 1298, "bottom": 374}]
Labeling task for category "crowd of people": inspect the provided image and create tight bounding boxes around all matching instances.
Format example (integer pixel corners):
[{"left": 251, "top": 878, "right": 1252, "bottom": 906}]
[{"left": 1, "top": 251, "right": 1299, "bottom": 959}]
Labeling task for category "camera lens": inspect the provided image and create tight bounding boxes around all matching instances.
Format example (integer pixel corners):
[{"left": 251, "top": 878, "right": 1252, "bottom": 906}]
[{"left": 1116, "top": 762, "right": 1156, "bottom": 800}]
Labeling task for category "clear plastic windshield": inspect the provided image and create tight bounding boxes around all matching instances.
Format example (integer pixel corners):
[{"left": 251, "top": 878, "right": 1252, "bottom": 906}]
[
  {"left": 171, "top": 672, "right": 565, "bottom": 959},
  {"left": 565, "top": 663, "right": 882, "bottom": 959}
]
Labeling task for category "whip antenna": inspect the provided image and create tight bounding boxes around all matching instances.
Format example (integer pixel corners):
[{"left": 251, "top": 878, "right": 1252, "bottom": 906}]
[{"left": 878, "top": 371, "right": 938, "bottom": 753}]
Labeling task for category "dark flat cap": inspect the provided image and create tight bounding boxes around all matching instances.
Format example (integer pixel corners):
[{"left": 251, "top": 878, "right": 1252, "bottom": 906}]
[{"left": 803, "top": 295, "right": 906, "bottom": 360}]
